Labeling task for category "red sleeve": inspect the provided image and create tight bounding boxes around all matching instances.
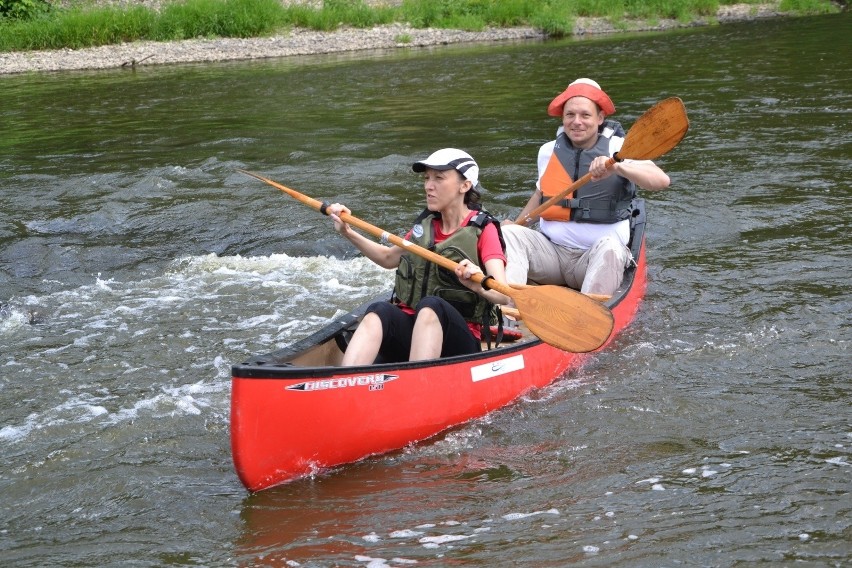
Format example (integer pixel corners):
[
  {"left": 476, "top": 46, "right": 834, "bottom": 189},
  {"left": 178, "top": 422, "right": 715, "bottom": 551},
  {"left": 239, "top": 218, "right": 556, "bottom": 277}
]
[{"left": 477, "top": 222, "right": 506, "bottom": 265}]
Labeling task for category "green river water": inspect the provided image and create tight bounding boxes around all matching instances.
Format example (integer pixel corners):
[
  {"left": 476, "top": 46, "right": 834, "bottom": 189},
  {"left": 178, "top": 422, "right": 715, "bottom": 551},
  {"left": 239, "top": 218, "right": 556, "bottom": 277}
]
[{"left": 1, "top": 12, "right": 849, "bottom": 567}]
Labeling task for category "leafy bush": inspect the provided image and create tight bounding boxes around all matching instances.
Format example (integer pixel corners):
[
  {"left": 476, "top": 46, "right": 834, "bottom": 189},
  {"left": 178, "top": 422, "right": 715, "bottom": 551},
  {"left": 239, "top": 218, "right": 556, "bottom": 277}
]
[{"left": 0, "top": 0, "right": 50, "bottom": 20}]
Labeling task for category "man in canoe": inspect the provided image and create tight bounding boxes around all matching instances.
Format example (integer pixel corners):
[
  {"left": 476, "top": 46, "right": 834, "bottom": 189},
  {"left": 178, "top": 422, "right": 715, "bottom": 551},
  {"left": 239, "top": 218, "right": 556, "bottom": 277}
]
[
  {"left": 327, "top": 148, "right": 509, "bottom": 365},
  {"left": 502, "top": 78, "right": 670, "bottom": 296}
]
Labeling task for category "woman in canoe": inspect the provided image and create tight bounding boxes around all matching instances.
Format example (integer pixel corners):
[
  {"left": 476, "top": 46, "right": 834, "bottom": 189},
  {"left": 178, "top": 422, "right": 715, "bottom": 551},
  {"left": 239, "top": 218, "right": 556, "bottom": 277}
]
[{"left": 327, "top": 148, "right": 509, "bottom": 365}]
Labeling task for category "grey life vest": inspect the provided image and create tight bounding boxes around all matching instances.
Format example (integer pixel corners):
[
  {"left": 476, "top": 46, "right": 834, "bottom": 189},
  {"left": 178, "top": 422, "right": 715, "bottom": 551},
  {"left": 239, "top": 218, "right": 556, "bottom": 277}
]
[{"left": 541, "top": 120, "right": 637, "bottom": 223}]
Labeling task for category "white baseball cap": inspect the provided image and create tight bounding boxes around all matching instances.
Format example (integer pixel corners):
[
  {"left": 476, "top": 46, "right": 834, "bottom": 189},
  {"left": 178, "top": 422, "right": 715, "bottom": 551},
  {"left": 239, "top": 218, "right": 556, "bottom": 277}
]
[{"left": 412, "top": 148, "right": 480, "bottom": 188}]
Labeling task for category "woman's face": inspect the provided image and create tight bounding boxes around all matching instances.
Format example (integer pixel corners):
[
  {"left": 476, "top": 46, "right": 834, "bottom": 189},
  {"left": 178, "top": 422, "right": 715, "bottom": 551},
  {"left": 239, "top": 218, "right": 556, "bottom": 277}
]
[
  {"left": 421, "top": 168, "right": 469, "bottom": 212},
  {"left": 562, "top": 97, "right": 605, "bottom": 149}
]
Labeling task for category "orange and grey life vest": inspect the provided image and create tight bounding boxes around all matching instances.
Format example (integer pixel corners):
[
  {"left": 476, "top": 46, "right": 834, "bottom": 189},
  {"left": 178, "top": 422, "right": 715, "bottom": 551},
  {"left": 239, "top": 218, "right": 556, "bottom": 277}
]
[
  {"left": 539, "top": 121, "right": 636, "bottom": 223},
  {"left": 392, "top": 208, "right": 503, "bottom": 326}
]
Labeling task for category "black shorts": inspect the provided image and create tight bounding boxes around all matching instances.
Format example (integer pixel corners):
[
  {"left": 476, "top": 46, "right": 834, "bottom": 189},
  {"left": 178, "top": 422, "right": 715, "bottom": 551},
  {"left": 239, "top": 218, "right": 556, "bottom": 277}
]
[{"left": 366, "top": 296, "right": 481, "bottom": 363}]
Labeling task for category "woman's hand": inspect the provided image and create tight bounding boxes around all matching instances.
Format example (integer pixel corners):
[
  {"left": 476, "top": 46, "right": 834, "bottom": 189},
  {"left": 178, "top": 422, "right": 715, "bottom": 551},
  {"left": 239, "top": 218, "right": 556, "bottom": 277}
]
[
  {"left": 326, "top": 203, "right": 353, "bottom": 235},
  {"left": 324, "top": 203, "right": 404, "bottom": 269},
  {"left": 455, "top": 259, "right": 484, "bottom": 292}
]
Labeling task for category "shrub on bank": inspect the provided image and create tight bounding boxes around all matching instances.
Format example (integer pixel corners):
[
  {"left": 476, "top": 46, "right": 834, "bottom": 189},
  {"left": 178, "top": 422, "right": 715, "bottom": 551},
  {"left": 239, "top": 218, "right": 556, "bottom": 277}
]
[
  {"left": 0, "top": 0, "right": 50, "bottom": 20},
  {"left": 0, "top": 0, "right": 842, "bottom": 52}
]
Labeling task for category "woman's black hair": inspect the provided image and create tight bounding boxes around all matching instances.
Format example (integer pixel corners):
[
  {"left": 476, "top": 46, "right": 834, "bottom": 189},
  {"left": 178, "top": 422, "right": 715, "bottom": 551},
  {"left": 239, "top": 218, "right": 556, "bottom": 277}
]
[
  {"left": 465, "top": 186, "right": 482, "bottom": 207},
  {"left": 454, "top": 169, "right": 481, "bottom": 207}
]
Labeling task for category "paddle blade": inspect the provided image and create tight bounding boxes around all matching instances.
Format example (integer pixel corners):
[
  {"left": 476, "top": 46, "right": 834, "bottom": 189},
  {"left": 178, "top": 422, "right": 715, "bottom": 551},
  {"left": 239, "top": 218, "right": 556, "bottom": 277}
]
[
  {"left": 511, "top": 285, "right": 614, "bottom": 352},
  {"left": 618, "top": 97, "right": 689, "bottom": 161}
]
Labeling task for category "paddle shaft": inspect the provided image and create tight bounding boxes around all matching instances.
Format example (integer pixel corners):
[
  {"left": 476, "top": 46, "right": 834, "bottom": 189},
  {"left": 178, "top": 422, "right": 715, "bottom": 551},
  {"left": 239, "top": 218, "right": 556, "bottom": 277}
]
[
  {"left": 515, "top": 97, "right": 688, "bottom": 226},
  {"left": 515, "top": 169, "right": 599, "bottom": 226}
]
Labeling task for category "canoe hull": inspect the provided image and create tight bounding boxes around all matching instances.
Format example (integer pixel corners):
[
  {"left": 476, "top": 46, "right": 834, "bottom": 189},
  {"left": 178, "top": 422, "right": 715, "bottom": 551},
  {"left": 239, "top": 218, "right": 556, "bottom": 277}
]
[
  {"left": 231, "top": 201, "right": 648, "bottom": 492},
  {"left": 231, "top": 344, "right": 579, "bottom": 491}
]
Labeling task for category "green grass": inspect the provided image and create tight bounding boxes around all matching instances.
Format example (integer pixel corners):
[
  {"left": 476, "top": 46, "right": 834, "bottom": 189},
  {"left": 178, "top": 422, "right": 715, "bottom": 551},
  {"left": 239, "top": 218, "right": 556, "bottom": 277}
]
[
  {"left": 0, "top": 0, "right": 842, "bottom": 52},
  {"left": 779, "top": 0, "right": 838, "bottom": 13},
  {"left": 0, "top": 0, "right": 286, "bottom": 49}
]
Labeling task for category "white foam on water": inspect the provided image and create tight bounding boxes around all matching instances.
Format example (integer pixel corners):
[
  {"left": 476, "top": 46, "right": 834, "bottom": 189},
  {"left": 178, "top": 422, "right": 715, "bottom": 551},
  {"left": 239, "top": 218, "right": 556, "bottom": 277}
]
[
  {"left": 419, "top": 534, "right": 470, "bottom": 545},
  {"left": 0, "top": 413, "right": 39, "bottom": 443},
  {"left": 0, "top": 394, "right": 111, "bottom": 444},
  {"left": 354, "top": 555, "right": 416, "bottom": 567},
  {"left": 176, "top": 252, "right": 391, "bottom": 291},
  {"left": 113, "top": 379, "right": 225, "bottom": 423},
  {"left": 353, "top": 556, "right": 386, "bottom": 567},
  {"left": 636, "top": 477, "right": 661, "bottom": 484},
  {"left": 0, "top": 304, "right": 33, "bottom": 334},
  {"left": 369, "top": 506, "right": 564, "bottom": 559},
  {"left": 635, "top": 476, "right": 666, "bottom": 490},
  {"left": 233, "top": 312, "right": 283, "bottom": 330},
  {"left": 501, "top": 508, "right": 559, "bottom": 521},
  {"left": 520, "top": 374, "right": 589, "bottom": 405},
  {"left": 389, "top": 529, "right": 423, "bottom": 538}
]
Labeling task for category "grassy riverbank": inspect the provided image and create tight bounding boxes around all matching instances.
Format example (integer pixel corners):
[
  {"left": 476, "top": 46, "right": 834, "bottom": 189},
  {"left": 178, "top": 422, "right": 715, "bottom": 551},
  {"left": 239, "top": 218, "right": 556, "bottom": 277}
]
[{"left": 0, "top": 0, "right": 841, "bottom": 52}]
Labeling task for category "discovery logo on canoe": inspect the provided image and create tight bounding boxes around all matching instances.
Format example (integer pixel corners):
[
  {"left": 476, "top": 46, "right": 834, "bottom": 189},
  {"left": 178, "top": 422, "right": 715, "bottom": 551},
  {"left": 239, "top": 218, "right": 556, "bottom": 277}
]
[{"left": 286, "top": 374, "right": 399, "bottom": 392}]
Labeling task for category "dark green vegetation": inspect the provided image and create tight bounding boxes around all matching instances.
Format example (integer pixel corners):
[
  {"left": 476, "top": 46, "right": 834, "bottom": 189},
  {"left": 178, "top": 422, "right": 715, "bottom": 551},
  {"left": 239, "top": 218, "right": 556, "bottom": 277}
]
[{"left": 0, "top": 0, "right": 841, "bottom": 52}]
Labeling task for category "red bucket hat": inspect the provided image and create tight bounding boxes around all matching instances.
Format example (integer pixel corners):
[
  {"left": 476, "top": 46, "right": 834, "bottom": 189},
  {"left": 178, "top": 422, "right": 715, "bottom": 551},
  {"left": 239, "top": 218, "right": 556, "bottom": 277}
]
[{"left": 547, "top": 78, "right": 616, "bottom": 117}]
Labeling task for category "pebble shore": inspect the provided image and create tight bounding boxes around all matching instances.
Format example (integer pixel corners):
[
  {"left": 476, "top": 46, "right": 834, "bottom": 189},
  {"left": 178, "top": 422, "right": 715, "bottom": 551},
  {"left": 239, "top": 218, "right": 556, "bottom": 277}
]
[{"left": 0, "top": 3, "right": 787, "bottom": 75}]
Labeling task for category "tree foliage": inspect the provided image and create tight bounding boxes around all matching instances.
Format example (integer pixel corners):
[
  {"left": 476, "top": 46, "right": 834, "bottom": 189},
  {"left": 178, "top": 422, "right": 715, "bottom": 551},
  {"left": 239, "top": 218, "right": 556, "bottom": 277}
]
[{"left": 0, "top": 0, "right": 50, "bottom": 20}]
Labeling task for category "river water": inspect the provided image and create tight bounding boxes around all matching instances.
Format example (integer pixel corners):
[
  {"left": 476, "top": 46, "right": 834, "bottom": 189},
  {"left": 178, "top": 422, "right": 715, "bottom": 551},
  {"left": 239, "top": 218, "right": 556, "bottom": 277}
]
[{"left": 1, "top": 12, "right": 849, "bottom": 567}]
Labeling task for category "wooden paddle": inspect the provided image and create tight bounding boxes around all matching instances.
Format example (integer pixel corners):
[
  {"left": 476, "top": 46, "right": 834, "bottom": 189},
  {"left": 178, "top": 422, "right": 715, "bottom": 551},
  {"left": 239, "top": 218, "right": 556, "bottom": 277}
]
[
  {"left": 510, "top": 282, "right": 611, "bottom": 303},
  {"left": 238, "top": 169, "right": 615, "bottom": 353},
  {"left": 515, "top": 96, "right": 689, "bottom": 226}
]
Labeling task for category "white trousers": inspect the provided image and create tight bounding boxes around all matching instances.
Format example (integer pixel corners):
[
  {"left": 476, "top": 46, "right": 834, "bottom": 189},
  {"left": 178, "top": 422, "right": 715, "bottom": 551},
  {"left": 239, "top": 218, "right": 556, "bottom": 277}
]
[{"left": 502, "top": 224, "right": 631, "bottom": 296}]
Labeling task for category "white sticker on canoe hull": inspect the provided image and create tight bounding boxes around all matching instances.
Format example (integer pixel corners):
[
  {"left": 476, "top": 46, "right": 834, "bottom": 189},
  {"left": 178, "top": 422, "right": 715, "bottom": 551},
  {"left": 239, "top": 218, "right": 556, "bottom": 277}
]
[{"left": 470, "top": 354, "right": 525, "bottom": 382}]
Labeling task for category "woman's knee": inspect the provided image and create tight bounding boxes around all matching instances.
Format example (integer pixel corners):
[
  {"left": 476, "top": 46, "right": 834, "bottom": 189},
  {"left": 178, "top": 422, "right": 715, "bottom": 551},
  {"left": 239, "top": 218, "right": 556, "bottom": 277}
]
[
  {"left": 415, "top": 296, "right": 447, "bottom": 322},
  {"left": 358, "top": 311, "right": 383, "bottom": 334},
  {"left": 365, "top": 302, "right": 397, "bottom": 336},
  {"left": 369, "top": 301, "right": 397, "bottom": 315}
]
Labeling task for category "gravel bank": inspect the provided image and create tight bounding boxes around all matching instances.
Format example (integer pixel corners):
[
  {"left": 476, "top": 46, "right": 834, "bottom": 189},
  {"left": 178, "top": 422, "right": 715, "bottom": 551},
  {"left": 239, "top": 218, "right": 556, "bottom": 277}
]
[{"left": 0, "top": 3, "right": 788, "bottom": 75}]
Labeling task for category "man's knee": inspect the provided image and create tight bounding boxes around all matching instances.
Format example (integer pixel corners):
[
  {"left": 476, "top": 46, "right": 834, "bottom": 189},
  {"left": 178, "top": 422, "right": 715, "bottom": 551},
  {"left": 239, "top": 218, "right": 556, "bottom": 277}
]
[
  {"left": 591, "top": 235, "right": 618, "bottom": 252},
  {"left": 501, "top": 223, "right": 527, "bottom": 250},
  {"left": 591, "top": 236, "right": 628, "bottom": 263}
]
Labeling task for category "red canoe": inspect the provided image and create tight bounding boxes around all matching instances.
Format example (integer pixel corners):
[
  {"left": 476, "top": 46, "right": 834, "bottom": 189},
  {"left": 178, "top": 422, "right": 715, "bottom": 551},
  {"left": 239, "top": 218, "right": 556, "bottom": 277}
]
[{"left": 231, "top": 200, "right": 649, "bottom": 492}]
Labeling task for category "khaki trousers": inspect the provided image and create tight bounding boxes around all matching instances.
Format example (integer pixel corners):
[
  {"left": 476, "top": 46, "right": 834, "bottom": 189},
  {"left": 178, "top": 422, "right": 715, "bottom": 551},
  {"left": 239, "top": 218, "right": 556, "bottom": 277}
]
[{"left": 502, "top": 224, "right": 630, "bottom": 296}]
